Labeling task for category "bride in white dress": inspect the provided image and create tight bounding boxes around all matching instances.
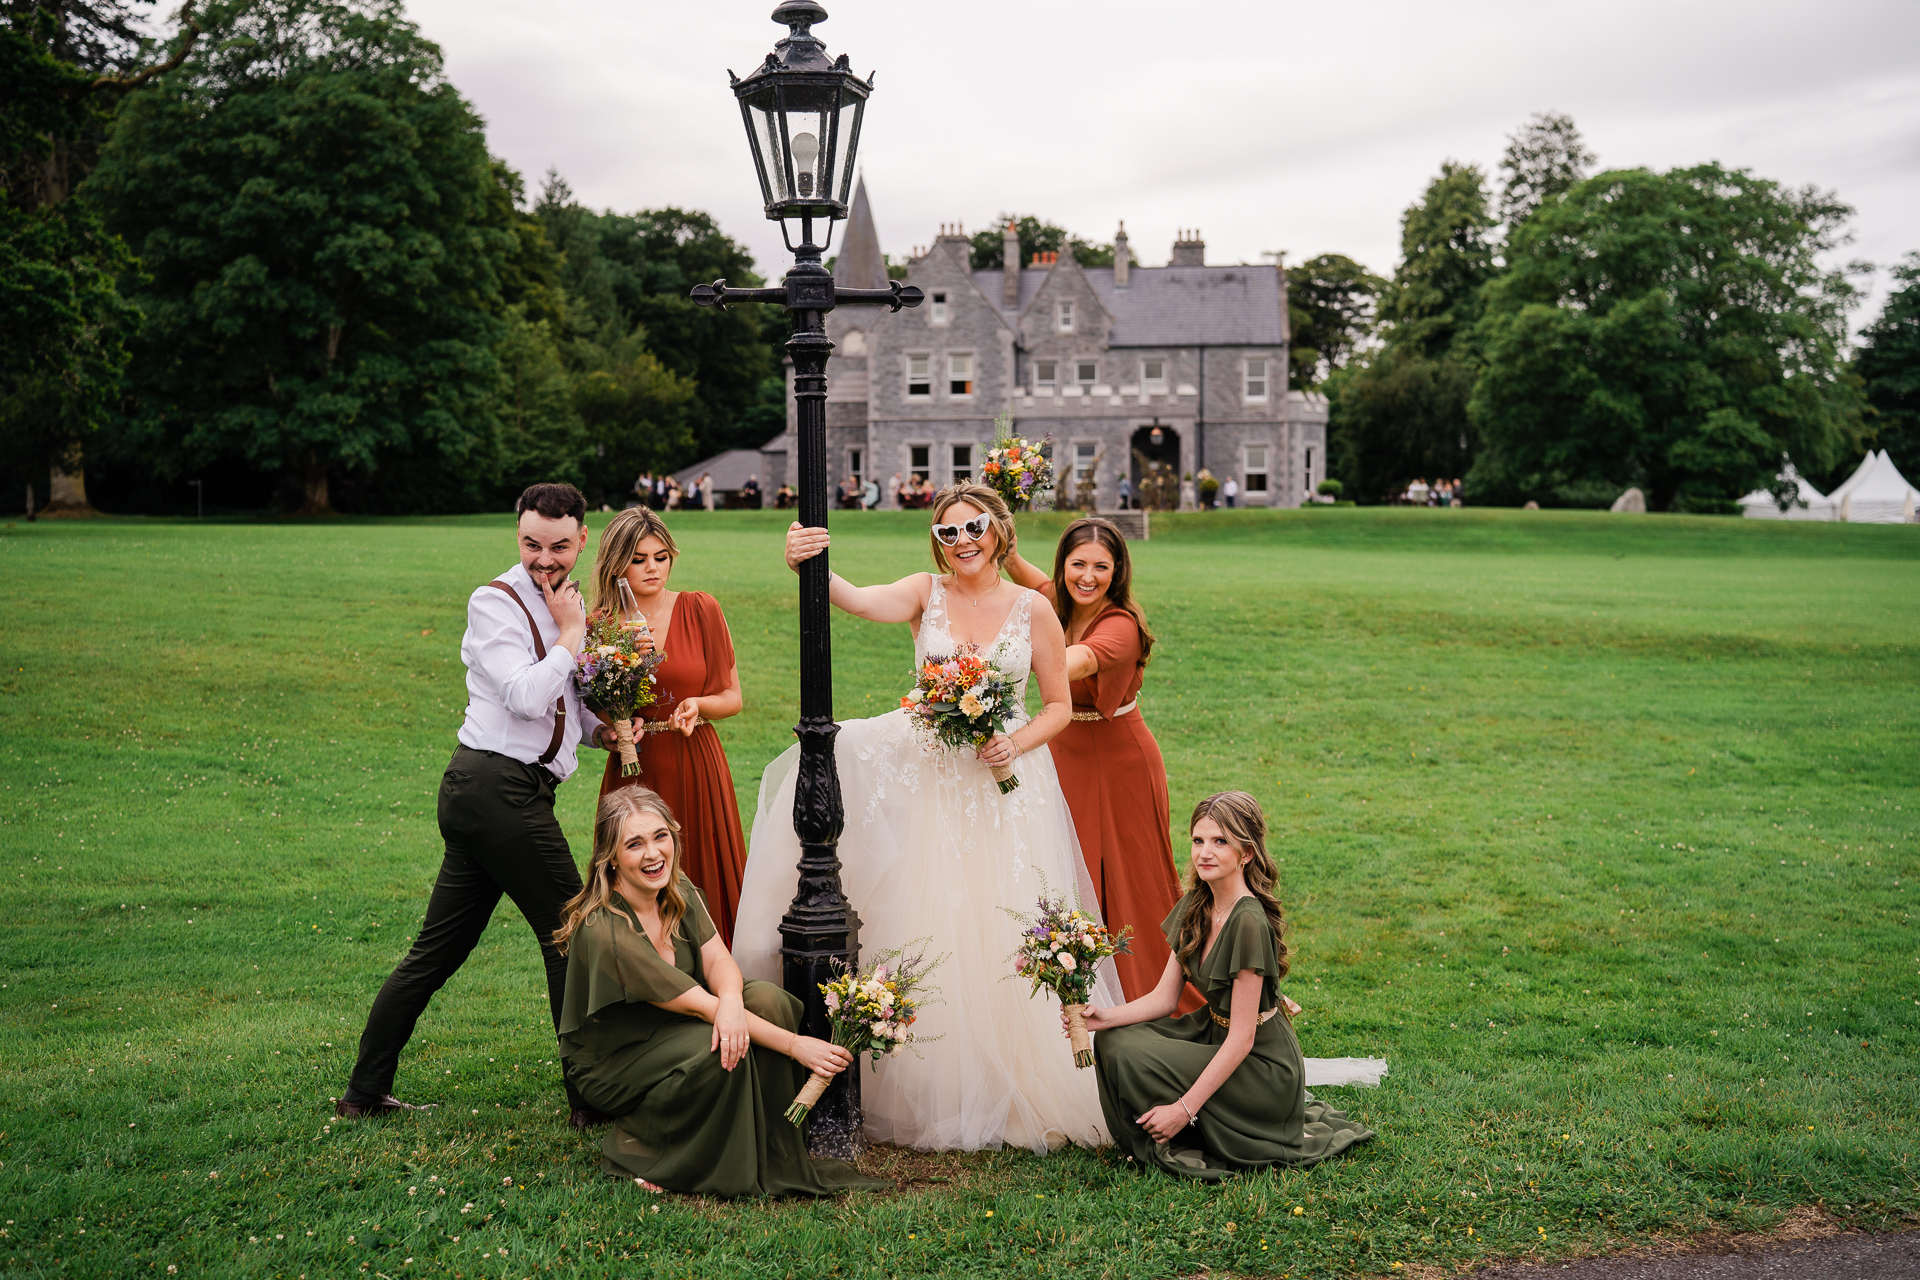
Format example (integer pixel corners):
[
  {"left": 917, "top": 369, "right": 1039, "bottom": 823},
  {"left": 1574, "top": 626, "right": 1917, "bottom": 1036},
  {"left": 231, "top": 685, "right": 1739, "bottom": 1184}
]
[{"left": 731, "top": 483, "right": 1116, "bottom": 1154}]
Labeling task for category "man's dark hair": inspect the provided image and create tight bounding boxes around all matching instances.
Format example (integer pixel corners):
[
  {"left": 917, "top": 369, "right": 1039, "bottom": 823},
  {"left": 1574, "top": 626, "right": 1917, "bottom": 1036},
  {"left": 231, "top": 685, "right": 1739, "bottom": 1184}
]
[{"left": 516, "top": 483, "right": 587, "bottom": 524}]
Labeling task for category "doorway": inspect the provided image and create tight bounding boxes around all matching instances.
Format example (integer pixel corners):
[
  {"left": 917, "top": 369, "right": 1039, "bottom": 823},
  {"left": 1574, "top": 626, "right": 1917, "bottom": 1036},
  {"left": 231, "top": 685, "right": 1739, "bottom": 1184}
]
[{"left": 1129, "top": 422, "right": 1181, "bottom": 510}]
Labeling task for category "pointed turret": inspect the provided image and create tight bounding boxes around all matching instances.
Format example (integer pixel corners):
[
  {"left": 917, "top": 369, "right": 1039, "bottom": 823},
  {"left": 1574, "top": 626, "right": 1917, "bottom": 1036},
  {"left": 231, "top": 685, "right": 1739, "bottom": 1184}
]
[{"left": 833, "top": 175, "right": 887, "bottom": 290}]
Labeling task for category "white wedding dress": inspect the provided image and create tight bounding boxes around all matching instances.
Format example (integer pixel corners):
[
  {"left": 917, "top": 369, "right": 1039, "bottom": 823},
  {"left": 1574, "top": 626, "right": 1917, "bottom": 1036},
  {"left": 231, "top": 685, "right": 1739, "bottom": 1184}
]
[{"left": 731, "top": 577, "right": 1118, "bottom": 1153}]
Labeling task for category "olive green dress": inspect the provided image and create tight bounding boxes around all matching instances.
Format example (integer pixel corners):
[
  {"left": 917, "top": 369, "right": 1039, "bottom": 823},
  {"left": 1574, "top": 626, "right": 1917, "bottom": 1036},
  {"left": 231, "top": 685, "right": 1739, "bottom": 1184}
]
[
  {"left": 557, "top": 880, "right": 889, "bottom": 1197},
  {"left": 1093, "top": 893, "right": 1375, "bottom": 1181}
]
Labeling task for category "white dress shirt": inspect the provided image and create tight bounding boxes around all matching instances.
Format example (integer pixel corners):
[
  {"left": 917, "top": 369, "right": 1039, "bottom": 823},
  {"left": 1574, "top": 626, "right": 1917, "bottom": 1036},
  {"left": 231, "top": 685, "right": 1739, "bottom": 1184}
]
[{"left": 456, "top": 562, "right": 588, "bottom": 781}]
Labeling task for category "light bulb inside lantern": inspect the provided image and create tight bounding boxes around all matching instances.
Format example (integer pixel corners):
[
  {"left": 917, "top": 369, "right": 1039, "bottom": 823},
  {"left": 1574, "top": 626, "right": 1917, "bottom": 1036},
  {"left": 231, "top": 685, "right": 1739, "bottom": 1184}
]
[{"left": 791, "top": 132, "right": 819, "bottom": 197}]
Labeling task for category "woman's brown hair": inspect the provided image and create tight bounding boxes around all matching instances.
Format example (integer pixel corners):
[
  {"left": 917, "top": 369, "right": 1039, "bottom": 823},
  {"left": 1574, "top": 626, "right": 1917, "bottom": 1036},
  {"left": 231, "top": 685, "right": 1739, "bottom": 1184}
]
[
  {"left": 590, "top": 506, "right": 680, "bottom": 616},
  {"left": 926, "top": 482, "right": 1015, "bottom": 574},
  {"left": 553, "top": 788, "right": 688, "bottom": 955},
  {"left": 1048, "top": 517, "right": 1155, "bottom": 663},
  {"left": 1170, "top": 791, "right": 1289, "bottom": 983}
]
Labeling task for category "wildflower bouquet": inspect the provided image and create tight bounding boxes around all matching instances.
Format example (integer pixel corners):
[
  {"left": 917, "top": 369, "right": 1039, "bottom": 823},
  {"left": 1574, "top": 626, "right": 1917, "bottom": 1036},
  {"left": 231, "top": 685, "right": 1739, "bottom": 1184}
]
[
  {"left": 901, "top": 645, "right": 1024, "bottom": 793},
  {"left": 787, "top": 945, "right": 946, "bottom": 1125},
  {"left": 571, "top": 612, "right": 665, "bottom": 776},
  {"left": 981, "top": 412, "right": 1054, "bottom": 512},
  {"left": 1008, "top": 894, "right": 1132, "bottom": 1067}
]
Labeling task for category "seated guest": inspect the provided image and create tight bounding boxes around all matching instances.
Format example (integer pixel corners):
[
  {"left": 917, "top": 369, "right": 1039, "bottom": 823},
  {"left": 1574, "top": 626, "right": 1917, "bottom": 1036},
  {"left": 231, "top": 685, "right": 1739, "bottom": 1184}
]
[
  {"left": 1082, "top": 791, "right": 1373, "bottom": 1181},
  {"left": 556, "top": 788, "right": 887, "bottom": 1197},
  {"left": 775, "top": 483, "right": 796, "bottom": 509},
  {"left": 740, "top": 474, "right": 763, "bottom": 509}
]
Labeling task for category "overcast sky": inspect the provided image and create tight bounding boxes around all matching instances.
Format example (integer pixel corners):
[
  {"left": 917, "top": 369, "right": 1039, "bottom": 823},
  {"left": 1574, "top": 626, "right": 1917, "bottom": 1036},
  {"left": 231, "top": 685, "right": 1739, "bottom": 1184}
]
[{"left": 407, "top": 0, "right": 1920, "bottom": 327}]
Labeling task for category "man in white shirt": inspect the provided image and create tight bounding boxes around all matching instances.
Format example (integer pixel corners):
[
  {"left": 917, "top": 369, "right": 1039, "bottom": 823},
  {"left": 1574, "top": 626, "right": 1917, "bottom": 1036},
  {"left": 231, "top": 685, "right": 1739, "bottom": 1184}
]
[
  {"left": 1223, "top": 477, "right": 1239, "bottom": 508},
  {"left": 339, "top": 483, "right": 614, "bottom": 1125}
]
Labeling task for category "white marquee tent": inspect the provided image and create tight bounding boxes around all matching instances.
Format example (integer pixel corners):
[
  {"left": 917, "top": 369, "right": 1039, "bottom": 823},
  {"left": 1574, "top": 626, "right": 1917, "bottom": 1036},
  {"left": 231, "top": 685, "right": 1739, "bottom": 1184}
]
[
  {"left": 1825, "top": 450, "right": 1919, "bottom": 524},
  {"left": 1737, "top": 463, "right": 1833, "bottom": 521}
]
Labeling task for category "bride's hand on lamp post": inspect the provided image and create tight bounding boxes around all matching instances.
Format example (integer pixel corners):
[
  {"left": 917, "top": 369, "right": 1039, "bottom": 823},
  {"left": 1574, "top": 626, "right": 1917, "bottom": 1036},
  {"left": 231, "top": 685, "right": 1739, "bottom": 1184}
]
[{"left": 784, "top": 521, "right": 829, "bottom": 572}]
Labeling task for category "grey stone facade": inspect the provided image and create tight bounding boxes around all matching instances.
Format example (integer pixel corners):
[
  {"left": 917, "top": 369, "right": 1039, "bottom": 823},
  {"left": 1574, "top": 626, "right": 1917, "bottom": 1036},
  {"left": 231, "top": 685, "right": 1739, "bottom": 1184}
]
[{"left": 763, "top": 182, "right": 1327, "bottom": 510}]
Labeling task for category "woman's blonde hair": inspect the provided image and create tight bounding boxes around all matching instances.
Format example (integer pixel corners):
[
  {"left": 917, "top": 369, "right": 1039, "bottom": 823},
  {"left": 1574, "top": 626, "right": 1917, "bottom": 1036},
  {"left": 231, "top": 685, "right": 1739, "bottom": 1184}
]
[
  {"left": 1170, "top": 791, "right": 1289, "bottom": 982},
  {"left": 927, "top": 482, "right": 1015, "bottom": 574},
  {"left": 590, "top": 507, "right": 679, "bottom": 616},
  {"left": 553, "top": 788, "right": 688, "bottom": 955}
]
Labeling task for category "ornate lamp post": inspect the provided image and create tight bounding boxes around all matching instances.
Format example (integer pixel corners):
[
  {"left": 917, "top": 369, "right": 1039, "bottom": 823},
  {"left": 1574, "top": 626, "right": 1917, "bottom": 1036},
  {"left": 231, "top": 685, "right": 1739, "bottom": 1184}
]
[{"left": 690, "top": 0, "right": 920, "bottom": 1159}]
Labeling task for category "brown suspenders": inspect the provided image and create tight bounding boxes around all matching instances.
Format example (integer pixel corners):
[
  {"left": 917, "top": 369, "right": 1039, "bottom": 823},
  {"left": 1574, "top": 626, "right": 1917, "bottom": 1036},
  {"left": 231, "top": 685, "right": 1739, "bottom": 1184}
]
[{"left": 484, "top": 580, "right": 567, "bottom": 766}]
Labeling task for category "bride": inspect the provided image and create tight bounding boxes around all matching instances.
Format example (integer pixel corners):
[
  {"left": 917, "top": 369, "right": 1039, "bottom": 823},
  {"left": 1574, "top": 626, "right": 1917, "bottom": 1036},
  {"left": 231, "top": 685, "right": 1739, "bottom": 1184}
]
[{"left": 731, "top": 483, "right": 1116, "bottom": 1153}]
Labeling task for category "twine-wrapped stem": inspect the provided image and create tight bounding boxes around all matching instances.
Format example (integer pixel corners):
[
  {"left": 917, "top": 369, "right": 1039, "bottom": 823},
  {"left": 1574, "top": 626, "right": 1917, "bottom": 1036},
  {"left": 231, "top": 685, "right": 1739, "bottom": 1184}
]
[
  {"left": 784, "top": 1070, "right": 832, "bottom": 1125},
  {"left": 615, "top": 718, "right": 639, "bottom": 776},
  {"left": 1064, "top": 1002, "right": 1093, "bottom": 1068}
]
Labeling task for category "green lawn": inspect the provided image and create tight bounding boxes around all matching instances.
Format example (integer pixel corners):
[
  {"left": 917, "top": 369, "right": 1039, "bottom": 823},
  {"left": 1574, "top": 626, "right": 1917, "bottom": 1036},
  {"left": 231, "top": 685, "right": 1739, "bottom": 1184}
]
[{"left": 2, "top": 506, "right": 1916, "bottom": 1279}]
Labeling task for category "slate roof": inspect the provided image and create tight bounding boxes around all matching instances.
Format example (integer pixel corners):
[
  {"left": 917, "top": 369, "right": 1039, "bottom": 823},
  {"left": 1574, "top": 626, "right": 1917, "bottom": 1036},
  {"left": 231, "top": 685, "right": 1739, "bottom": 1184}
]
[
  {"left": 971, "top": 265, "right": 1285, "bottom": 347},
  {"left": 674, "top": 448, "right": 766, "bottom": 492}
]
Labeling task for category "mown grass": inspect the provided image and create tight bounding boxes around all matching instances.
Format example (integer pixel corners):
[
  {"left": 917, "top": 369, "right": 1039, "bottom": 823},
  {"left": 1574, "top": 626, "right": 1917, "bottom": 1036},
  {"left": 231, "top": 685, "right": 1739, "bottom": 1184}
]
[{"left": 1, "top": 506, "right": 1916, "bottom": 1279}]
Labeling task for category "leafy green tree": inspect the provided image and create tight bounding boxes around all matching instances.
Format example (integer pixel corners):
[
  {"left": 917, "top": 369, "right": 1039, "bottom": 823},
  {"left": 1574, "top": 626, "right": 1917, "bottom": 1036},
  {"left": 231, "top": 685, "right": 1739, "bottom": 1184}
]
[
  {"left": 1854, "top": 253, "right": 1920, "bottom": 480},
  {"left": 1469, "top": 163, "right": 1864, "bottom": 510},
  {"left": 1329, "top": 162, "right": 1495, "bottom": 501},
  {"left": 534, "top": 173, "right": 780, "bottom": 462},
  {"left": 570, "top": 326, "right": 696, "bottom": 509},
  {"left": 87, "top": 0, "right": 518, "bottom": 514},
  {"left": 1285, "top": 253, "right": 1383, "bottom": 390},
  {"left": 966, "top": 214, "right": 1113, "bottom": 271},
  {"left": 1498, "top": 111, "right": 1595, "bottom": 229}
]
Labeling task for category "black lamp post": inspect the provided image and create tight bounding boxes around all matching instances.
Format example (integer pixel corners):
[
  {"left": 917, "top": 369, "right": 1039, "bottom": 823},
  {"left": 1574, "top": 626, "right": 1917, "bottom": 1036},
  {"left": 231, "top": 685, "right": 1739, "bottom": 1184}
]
[{"left": 690, "top": 0, "right": 921, "bottom": 1160}]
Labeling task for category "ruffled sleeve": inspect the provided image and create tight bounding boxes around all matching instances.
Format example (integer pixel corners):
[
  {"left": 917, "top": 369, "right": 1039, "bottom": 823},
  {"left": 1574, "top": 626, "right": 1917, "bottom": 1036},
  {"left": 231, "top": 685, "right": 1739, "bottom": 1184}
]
[
  {"left": 558, "top": 902, "right": 698, "bottom": 1034},
  {"left": 1079, "top": 609, "right": 1144, "bottom": 717},
  {"left": 1202, "top": 899, "right": 1281, "bottom": 1008},
  {"left": 687, "top": 593, "right": 737, "bottom": 699}
]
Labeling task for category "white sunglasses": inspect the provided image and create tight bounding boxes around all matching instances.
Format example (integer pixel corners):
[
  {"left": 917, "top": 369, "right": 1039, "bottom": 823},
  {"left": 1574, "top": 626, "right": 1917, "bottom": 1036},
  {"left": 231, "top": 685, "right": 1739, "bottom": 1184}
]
[{"left": 932, "top": 514, "right": 993, "bottom": 546}]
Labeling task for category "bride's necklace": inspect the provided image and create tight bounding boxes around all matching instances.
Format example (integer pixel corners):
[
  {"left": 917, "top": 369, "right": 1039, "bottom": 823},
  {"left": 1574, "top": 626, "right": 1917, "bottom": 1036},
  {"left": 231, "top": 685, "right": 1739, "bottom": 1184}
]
[{"left": 950, "top": 574, "right": 1002, "bottom": 608}]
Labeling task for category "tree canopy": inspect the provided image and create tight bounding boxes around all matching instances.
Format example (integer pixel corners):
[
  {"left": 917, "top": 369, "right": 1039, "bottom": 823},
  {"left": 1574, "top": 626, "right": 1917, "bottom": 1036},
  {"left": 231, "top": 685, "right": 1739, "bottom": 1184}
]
[
  {"left": 1286, "top": 253, "right": 1383, "bottom": 391},
  {"left": 1854, "top": 254, "right": 1920, "bottom": 482},
  {"left": 1468, "top": 163, "right": 1865, "bottom": 511},
  {"left": 1498, "top": 111, "right": 1595, "bottom": 229},
  {"left": 967, "top": 214, "right": 1115, "bottom": 271}
]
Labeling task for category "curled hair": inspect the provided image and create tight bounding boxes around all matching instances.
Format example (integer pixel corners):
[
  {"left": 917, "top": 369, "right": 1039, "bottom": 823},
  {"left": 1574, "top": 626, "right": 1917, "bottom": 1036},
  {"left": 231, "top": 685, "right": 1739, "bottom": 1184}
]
[
  {"left": 590, "top": 507, "right": 680, "bottom": 616},
  {"left": 1049, "top": 517, "right": 1155, "bottom": 663},
  {"left": 1171, "top": 791, "right": 1289, "bottom": 983},
  {"left": 927, "top": 483, "right": 1015, "bottom": 574},
  {"left": 553, "top": 788, "right": 687, "bottom": 955}
]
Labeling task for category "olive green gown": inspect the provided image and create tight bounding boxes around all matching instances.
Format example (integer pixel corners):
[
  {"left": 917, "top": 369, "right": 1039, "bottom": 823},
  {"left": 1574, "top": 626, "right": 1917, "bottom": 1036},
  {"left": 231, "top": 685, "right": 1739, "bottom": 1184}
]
[
  {"left": 1093, "top": 893, "right": 1375, "bottom": 1181},
  {"left": 557, "top": 880, "right": 890, "bottom": 1197}
]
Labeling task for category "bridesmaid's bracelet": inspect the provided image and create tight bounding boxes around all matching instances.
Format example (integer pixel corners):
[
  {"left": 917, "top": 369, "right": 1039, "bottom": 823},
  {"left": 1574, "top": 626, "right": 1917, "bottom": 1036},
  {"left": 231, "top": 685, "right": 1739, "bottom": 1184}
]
[{"left": 1178, "top": 1099, "right": 1197, "bottom": 1127}]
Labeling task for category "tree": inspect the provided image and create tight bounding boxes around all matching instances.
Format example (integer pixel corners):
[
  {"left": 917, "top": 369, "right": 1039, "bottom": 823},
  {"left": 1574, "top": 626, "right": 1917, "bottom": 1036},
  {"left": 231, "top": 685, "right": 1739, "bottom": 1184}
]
[
  {"left": 1854, "top": 253, "right": 1920, "bottom": 480},
  {"left": 86, "top": 0, "right": 518, "bottom": 514},
  {"left": 1329, "top": 163, "right": 1495, "bottom": 500},
  {"left": 1498, "top": 111, "right": 1595, "bottom": 229},
  {"left": 1469, "top": 163, "right": 1865, "bottom": 511},
  {"left": 570, "top": 326, "right": 695, "bottom": 510},
  {"left": 1285, "top": 253, "right": 1383, "bottom": 390},
  {"left": 967, "top": 214, "right": 1113, "bottom": 271},
  {"left": 534, "top": 174, "right": 782, "bottom": 462}
]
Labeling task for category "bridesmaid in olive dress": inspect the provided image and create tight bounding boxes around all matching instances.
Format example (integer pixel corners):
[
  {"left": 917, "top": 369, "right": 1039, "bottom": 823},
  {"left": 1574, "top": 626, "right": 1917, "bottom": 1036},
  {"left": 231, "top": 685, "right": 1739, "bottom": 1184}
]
[
  {"left": 1081, "top": 791, "right": 1374, "bottom": 1181},
  {"left": 555, "top": 787, "right": 889, "bottom": 1197}
]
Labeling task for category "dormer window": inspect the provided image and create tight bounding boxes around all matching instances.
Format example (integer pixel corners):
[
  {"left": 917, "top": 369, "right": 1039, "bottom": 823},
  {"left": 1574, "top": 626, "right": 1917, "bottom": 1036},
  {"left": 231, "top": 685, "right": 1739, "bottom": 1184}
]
[
  {"left": 1034, "top": 360, "right": 1057, "bottom": 389},
  {"left": 1057, "top": 301, "right": 1074, "bottom": 333},
  {"left": 930, "top": 291, "right": 949, "bottom": 325}
]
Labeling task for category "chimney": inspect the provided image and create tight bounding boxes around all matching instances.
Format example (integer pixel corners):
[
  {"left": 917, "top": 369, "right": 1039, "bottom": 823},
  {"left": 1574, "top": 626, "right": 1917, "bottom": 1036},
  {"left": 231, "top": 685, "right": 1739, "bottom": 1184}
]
[
  {"left": 1113, "top": 220, "right": 1130, "bottom": 288},
  {"left": 1002, "top": 219, "right": 1020, "bottom": 307},
  {"left": 934, "top": 221, "right": 970, "bottom": 267},
  {"left": 1170, "top": 228, "right": 1205, "bottom": 267}
]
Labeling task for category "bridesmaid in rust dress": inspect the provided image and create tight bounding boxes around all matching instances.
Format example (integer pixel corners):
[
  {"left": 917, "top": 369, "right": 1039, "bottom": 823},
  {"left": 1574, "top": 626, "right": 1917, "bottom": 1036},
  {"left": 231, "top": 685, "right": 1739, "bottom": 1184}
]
[
  {"left": 1006, "top": 517, "right": 1198, "bottom": 1009},
  {"left": 588, "top": 508, "right": 748, "bottom": 945}
]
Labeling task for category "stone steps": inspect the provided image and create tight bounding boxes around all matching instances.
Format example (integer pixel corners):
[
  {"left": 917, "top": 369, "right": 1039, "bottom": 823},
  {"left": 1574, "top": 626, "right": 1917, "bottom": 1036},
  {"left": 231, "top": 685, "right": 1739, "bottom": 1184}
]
[{"left": 1102, "top": 510, "right": 1150, "bottom": 541}]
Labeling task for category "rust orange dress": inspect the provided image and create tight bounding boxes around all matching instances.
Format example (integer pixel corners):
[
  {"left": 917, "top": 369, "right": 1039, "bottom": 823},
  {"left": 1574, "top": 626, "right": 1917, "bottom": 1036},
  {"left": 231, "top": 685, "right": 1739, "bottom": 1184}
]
[
  {"left": 1049, "top": 605, "right": 1201, "bottom": 1010},
  {"left": 599, "top": 590, "right": 747, "bottom": 946}
]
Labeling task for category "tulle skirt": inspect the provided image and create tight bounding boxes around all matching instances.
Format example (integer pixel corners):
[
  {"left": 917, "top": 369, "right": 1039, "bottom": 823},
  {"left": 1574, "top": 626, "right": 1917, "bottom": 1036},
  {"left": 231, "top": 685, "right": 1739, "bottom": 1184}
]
[{"left": 732, "top": 708, "right": 1117, "bottom": 1153}]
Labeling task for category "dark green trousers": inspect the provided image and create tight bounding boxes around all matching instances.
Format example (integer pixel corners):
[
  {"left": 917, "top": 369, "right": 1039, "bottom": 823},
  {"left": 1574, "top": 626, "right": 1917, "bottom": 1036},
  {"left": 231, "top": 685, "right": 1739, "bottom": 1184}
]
[{"left": 347, "top": 746, "right": 586, "bottom": 1109}]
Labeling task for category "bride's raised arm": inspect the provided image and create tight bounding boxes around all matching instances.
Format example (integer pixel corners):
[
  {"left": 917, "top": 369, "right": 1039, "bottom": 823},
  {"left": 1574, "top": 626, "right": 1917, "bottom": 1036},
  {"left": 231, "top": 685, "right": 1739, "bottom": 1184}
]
[
  {"left": 784, "top": 522, "right": 927, "bottom": 624},
  {"left": 1014, "top": 597, "right": 1073, "bottom": 752}
]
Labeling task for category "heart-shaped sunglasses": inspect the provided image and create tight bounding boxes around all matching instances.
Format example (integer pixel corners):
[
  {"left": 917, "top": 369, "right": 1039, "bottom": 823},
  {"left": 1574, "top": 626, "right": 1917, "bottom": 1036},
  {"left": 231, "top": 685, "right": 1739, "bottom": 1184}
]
[{"left": 932, "top": 514, "right": 993, "bottom": 546}]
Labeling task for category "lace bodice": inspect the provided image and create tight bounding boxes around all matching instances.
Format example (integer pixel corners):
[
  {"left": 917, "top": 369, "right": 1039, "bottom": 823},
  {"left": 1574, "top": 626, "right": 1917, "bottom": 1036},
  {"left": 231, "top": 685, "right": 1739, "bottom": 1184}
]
[{"left": 916, "top": 576, "right": 1035, "bottom": 715}]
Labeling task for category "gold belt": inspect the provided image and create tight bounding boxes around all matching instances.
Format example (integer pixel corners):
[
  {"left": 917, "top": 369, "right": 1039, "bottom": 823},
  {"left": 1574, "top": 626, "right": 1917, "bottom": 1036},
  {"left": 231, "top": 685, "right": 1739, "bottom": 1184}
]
[
  {"left": 641, "top": 718, "right": 708, "bottom": 734},
  {"left": 1208, "top": 1005, "right": 1281, "bottom": 1030},
  {"left": 1069, "top": 699, "right": 1138, "bottom": 723}
]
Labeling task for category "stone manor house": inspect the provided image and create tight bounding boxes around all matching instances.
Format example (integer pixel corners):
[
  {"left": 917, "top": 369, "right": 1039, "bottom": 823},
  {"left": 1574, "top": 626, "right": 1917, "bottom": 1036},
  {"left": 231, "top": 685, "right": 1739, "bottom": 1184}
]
[{"left": 758, "top": 181, "right": 1328, "bottom": 510}]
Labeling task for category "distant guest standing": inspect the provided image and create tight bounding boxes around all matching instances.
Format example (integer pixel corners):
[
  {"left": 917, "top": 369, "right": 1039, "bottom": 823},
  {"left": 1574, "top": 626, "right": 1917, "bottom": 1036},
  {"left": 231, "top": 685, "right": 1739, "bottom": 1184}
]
[
  {"left": 1006, "top": 517, "right": 1197, "bottom": 1008},
  {"left": 589, "top": 507, "right": 749, "bottom": 944},
  {"left": 1222, "top": 477, "right": 1238, "bottom": 509},
  {"left": 740, "top": 475, "right": 763, "bottom": 509},
  {"left": 699, "top": 473, "right": 715, "bottom": 512},
  {"left": 338, "top": 483, "right": 615, "bottom": 1126}
]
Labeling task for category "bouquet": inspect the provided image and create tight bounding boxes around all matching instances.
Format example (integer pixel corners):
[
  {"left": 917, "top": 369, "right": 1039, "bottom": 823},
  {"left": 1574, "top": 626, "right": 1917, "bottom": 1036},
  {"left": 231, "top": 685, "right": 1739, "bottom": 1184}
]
[
  {"left": 571, "top": 610, "right": 665, "bottom": 776},
  {"left": 786, "top": 945, "right": 946, "bottom": 1125},
  {"left": 981, "top": 411, "right": 1054, "bottom": 512},
  {"left": 902, "top": 645, "right": 1024, "bottom": 793},
  {"left": 1008, "top": 894, "right": 1132, "bottom": 1068}
]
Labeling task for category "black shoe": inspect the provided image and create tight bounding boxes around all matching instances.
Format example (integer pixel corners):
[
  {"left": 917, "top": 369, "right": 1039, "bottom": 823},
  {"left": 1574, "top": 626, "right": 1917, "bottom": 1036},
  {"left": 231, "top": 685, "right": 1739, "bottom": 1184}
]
[
  {"left": 335, "top": 1093, "right": 430, "bottom": 1118},
  {"left": 569, "top": 1107, "right": 614, "bottom": 1129}
]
